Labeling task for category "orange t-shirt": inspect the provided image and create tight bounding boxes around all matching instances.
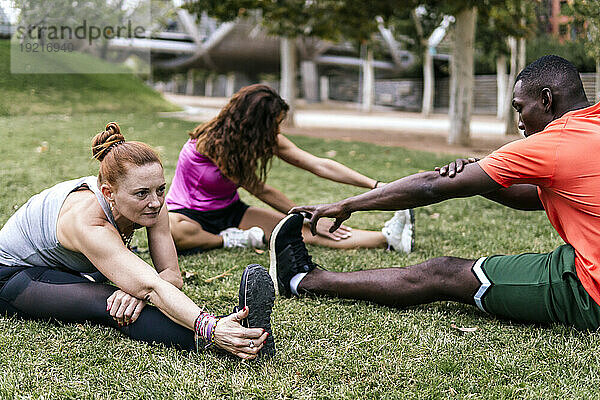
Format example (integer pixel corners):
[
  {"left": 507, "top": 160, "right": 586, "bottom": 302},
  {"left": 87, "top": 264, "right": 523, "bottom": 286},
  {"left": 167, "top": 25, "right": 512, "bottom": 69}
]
[{"left": 478, "top": 101, "right": 600, "bottom": 305}]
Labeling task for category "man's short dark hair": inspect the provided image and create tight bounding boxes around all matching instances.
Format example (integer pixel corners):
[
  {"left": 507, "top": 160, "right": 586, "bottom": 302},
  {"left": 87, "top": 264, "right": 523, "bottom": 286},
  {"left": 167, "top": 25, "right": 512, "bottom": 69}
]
[{"left": 516, "top": 55, "right": 586, "bottom": 99}]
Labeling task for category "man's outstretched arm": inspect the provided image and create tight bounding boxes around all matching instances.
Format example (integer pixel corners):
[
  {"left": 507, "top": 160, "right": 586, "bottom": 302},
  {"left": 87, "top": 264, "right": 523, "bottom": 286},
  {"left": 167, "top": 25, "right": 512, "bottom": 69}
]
[
  {"left": 437, "top": 158, "right": 544, "bottom": 211},
  {"left": 481, "top": 184, "right": 543, "bottom": 210},
  {"left": 292, "top": 163, "right": 503, "bottom": 234}
]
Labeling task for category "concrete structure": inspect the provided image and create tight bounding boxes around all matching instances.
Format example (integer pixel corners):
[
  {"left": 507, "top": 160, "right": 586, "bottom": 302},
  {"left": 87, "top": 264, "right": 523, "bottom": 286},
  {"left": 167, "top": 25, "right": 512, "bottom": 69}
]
[
  {"left": 107, "top": 8, "right": 434, "bottom": 112},
  {"left": 159, "top": 72, "right": 598, "bottom": 116},
  {"left": 107, "top": 11, "right": 414, "bottom": 77},
  {"left": 161, "top": 93, "right": 510, "bottom": 142}
]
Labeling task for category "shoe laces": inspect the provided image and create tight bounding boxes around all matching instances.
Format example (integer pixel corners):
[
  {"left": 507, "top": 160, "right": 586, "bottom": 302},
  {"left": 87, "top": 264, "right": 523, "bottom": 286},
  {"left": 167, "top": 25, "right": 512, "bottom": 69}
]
[
  {"left": 383, "top": 218, "right": 397, "bottom": 230},
  {"left": 383, "top": 213, "right": 408, "bottom": 236},
  {"left": 289, "top": 235, "right": 315, "bottom": 272}
]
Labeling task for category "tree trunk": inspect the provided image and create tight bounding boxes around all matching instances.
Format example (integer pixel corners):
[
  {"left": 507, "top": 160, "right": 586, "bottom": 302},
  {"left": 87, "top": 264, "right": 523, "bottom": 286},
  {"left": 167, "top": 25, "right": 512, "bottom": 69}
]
[
  {"left": 504, "top": 37, "right": 519, "bottom": 136},
  {"left": 186, "top": 69, "right": 195, "bottom": 96},
  {"left": 496, "top": 55, "right": 507, "bottom": 119},
  {"left": 422, "top": 48, "right": 434, "bottom": 116},
  {"left": 300, "top": 60, "right": 319, "bottom": 103},
  {"left": 225, "top": 72, "right": 235, "bottom": 97},
  {"left": 280, "top": 37, "right": 296, "bottom": 125},
  {"left": 518, "top": 37, "right": 527, "bottom": 72},
  {"left": 320, "top": 76, "right": 329, "bottom": 102},
  {"left": 595, "top": 59, "right": 600, "bottom": 103},
  {"left": 448, "top": 7, "right": 477, "bottom": 145},
  {"left": 169, "top": 76, "right": 177, "bottom": 94},
  {"left": 361, "top": 46, "right": 374, "bottom": 112},
  {"left": 205, "top": 74, "right": 214, "bottom": 97}
]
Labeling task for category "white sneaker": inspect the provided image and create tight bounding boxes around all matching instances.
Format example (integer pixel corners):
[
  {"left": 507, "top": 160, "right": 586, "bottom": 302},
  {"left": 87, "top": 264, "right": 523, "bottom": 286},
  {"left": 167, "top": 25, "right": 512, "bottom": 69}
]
[
  {"left": 219, "top": 227, "right": 266, "bottom": 249},
  {"left": 381, "top": 209, "right": 414, "bottom": 253}
]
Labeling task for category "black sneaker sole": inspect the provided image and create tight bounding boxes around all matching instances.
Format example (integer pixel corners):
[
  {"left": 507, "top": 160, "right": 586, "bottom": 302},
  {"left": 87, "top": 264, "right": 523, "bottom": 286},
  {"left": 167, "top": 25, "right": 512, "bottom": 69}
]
[
  {"left": 269, "top": 213, "right": 299, "bottom": 296},
  {"left": 239, "top": 264, "right": 276, "bottom": 357}
]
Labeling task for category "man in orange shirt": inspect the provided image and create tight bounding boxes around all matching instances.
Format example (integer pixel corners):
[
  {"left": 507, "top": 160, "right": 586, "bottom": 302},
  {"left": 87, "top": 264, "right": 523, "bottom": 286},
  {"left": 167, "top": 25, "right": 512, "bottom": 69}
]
[{"left": 269, "top": 55, "right": 600, "bottom": 330}]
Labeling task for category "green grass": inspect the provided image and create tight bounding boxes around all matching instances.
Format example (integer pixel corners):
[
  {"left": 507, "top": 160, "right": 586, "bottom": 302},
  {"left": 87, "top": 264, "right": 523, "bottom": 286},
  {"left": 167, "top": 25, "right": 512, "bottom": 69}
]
[
  {"left": 0, "top": 40, "right": 179, "bottom": 116},
  {"left": 2, "top": 112, "right": 598, "bottom": 399}
]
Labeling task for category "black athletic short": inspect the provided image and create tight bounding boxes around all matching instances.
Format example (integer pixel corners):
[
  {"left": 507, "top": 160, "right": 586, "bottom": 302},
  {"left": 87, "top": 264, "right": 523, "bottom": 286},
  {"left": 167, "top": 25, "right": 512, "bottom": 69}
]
[{"left": 169, "top": 200, "right": 250, "bottom": 235}]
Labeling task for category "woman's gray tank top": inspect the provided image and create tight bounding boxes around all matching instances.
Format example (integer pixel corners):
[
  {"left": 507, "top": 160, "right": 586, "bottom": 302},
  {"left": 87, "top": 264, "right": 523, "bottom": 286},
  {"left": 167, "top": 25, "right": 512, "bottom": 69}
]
[{"left": 0, "top": 176, "right": 118, "bottom": 272}]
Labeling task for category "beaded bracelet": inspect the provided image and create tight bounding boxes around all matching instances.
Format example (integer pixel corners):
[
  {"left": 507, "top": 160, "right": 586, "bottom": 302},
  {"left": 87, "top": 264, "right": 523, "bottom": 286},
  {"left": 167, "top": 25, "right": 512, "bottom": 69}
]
[{"left": 194, "top": 312, "right": 221, "bottom": 351}]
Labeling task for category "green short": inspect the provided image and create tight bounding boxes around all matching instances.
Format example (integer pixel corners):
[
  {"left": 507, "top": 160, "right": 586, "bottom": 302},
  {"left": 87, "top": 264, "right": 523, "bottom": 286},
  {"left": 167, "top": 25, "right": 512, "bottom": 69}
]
[{"left": 473, "top": 244, "right": 600, "bottom": 330}]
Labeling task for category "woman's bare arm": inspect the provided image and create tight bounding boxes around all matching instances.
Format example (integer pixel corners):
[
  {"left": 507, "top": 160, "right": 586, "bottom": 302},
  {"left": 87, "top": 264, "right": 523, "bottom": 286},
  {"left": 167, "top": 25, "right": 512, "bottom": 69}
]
[
  {"left": 276, "top": 135, "right": 379, "bottom": 189},
  {"left": 58, "top": 195, "right": 200, "bottom": 329},
  {"left": 147, "top": 205, "right": 183, "bottom": 289},
  {"left": 243, "top": 182, "right": 353, "bottom": 240},
  {"left": 56, "top": 192, "right": 266, "bottom": 358},
  {"left": 243, "top": 182, "right": 295, "bottom": 214}
]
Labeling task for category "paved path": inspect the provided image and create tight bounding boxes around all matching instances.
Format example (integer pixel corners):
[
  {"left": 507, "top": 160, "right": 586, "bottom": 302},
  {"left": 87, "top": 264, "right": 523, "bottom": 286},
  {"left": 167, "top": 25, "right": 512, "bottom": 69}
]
[{"left": 161, "top": 93, "right": 521, "bottom": 157}]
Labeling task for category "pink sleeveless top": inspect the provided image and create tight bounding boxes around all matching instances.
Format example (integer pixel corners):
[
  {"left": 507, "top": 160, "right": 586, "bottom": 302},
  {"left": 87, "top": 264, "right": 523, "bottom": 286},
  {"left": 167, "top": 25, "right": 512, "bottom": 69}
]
[{"left": 166, "top": 139, "right": 240, "bottom": 211}]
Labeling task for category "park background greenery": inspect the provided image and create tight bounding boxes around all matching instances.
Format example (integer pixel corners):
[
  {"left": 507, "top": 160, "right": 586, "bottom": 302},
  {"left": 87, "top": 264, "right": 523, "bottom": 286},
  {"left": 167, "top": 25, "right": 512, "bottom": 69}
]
[{"left": 3, "top": 39, "right": 600, "bottom": 399}]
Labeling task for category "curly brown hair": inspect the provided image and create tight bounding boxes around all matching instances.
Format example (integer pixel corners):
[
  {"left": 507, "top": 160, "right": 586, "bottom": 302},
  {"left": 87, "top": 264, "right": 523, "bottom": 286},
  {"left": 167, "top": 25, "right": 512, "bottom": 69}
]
[{"left": 189, "top": 84, "right": 289, "bottom": 191}]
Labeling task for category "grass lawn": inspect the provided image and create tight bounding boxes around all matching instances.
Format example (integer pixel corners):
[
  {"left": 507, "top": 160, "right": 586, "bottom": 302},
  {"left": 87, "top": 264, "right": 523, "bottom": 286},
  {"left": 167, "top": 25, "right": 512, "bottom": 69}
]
[
  {"left": 1, "top": 112, "right": 599, "bottom": 399},
  {"left": 0, "top": 40, "right": 179, "bottom": 116}
]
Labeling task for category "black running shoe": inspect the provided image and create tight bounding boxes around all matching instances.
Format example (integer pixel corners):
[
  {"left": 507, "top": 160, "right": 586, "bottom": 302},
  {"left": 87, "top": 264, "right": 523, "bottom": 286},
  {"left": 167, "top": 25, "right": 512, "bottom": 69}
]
[
  {"left": 238, "top": 264, "right": 275, "bottom": 357},
  {"left": 269, "top": 213, "right": 317, "bottom": 298}
]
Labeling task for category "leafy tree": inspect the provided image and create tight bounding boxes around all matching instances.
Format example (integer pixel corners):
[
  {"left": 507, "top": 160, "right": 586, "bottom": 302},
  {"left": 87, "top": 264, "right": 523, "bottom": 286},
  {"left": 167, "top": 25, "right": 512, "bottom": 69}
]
[
  {"left": 567, "top": 0, "right": 600, "bottom": 101},
  {"left": 526, "top": 34, "right": 595, "bottom": 72},
  {"left": 184, "top": 0, "right": 416, "bottom": 44},
  {"left": 185, "top": 0, "right": 533, "bottom": 143},
  {"left": 475, "top": 0, "right": 535, "bottom": 136},
  {"left": 184, "top": 0, "right": 420, "bottom": 118},
  {"left": 386, "top": 5, "right": 445, "bottom": 116},
  {"left": 416, "top": 0, "right": 533, "bottom": 141}
]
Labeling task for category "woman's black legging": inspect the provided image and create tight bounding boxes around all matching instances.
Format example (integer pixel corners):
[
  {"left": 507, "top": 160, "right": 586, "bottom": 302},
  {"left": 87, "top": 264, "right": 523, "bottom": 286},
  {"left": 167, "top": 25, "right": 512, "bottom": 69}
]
[{"left": 0, "top": 266, "right": 196, "bottom": 351}]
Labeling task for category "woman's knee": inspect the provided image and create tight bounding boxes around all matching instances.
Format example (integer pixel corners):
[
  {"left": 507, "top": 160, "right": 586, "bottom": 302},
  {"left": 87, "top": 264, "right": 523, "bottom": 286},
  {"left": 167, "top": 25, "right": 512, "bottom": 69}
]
[
  {"left": 169, "top": 217, "right": 213, "bottom": 249},
  {"left": 169, "top": 217, "right": 188, "bottom": 244}
]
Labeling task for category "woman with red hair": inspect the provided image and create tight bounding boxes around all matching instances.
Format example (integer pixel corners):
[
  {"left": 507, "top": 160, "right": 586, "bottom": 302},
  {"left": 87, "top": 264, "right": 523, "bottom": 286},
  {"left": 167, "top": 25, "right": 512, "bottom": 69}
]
[
  {"left": 168, "top": 84, "right": 415, "bottom": 253},
  {"left": 0, "top": 122, "right": 274, "bottom": 359}
]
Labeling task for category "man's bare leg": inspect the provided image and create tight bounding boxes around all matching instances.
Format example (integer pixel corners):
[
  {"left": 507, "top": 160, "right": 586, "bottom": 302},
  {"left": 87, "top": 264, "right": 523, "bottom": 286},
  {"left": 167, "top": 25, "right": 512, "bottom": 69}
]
[
  {"left": 297, "top": 257, "right": 480, "bottom": 308},
  {"left": 269, "top": 213, "right": 480, "bottom": 307}
]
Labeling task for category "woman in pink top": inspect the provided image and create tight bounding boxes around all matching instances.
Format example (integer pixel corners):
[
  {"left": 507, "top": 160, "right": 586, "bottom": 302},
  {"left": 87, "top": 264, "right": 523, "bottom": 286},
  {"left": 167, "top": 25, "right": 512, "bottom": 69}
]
[{"left": 167, "top": 84, "right": 414, "bottom": 253}]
